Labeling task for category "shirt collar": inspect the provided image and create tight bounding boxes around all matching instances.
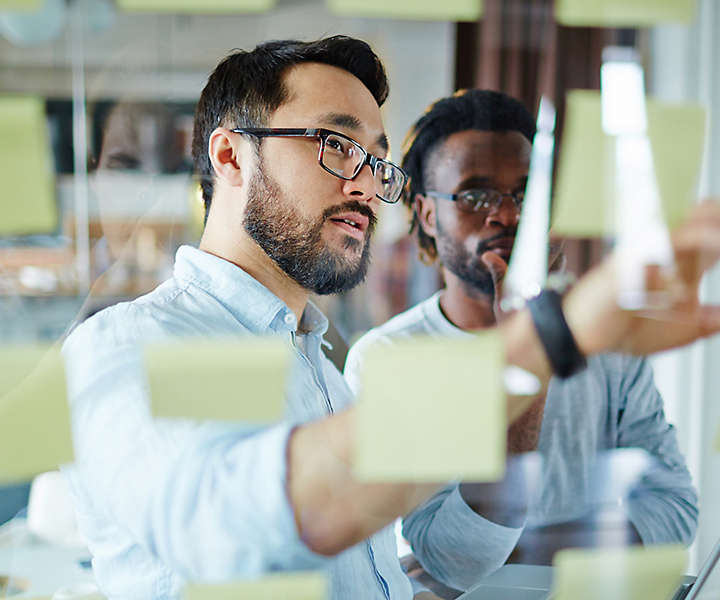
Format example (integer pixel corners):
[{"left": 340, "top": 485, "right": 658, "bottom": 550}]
[
  {"left": 298, "top": 300, "right": 329, "bottom": 338},
  {"left": 173, "top": 245, "right": 328, "bottom": 336}
]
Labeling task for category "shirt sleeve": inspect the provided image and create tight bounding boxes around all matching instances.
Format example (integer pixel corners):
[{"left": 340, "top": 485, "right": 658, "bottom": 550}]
[
  {"left": 402, "top": 485, "right": 523, "bottom": 591},
  {"left": 62, "top": 319, "right": 327, "bottom": 581},
  {"left": 613, "top": 356, "right": 698, "bottom": 546}
]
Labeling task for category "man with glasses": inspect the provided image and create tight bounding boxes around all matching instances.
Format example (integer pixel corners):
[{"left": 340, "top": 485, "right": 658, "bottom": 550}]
[
  {"left": 345, "top": 89, "right": 699, "bottom": 595},
  {"left": 62, "top": 39, "right": 719, "bottom": 600}
]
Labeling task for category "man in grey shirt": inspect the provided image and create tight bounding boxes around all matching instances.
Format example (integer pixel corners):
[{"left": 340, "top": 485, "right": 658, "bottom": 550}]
[{"left": 345, "top": 90, "right": 698, "bottom": 593}]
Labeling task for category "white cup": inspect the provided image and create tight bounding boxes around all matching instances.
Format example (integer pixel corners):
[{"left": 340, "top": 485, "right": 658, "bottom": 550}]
[{"left": 27, "top": 471, "right": 86, "bottom": 548}]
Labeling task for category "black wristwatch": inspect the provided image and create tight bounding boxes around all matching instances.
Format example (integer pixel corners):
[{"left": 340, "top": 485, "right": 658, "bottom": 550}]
[{"left": 527, "top": 288, "right": 587, "bottom": 379}]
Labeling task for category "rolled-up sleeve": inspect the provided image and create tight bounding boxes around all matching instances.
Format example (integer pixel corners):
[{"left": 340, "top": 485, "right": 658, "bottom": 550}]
[
  {"left": 63, "top": 321, "right": 327, "bottom": 581},
  {"left": 402, "top": 485, "right": 522, "bottom": 591}
]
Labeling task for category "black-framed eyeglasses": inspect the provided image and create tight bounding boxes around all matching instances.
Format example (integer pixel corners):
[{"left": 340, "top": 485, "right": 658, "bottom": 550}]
[
  {"left": 231, "top": 127, "right": 407, "bottom": 204},
  {"left": 424, "top": 188, "right": 524, "bottom": 214}
]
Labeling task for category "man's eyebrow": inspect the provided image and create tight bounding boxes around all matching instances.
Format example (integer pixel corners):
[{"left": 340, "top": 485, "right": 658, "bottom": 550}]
[
  {"left": 456, "top": 175, "right": 530, "bottom": 190},
  {"left": 319, "top": 112, "right": 362, "bottom": 130},
  {"left": 457, "top": 175, "right": 493, "bottom": 190},
  {"left": 375, "top": 133, "right": 389, "bottom": 152},
  {"left": 318, "top": 112, "right": 389, "bottom": 153}
]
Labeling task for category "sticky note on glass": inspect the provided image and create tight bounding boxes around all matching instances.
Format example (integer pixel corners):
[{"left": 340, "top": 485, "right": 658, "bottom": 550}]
[
  {"left": 0, "top": 0, "right": 41, "bottom": 9},
  {"left": 116, "top": 0, "right": 275, "bottom": 13},
  {"left": 0, "top": 345, "right": 72, "bottom": 484},
  {"left": 183, "top": 572, "right": 328, "bottom": 600},
  {"left": 354, "top": 332, "right": 505, "bottom": 482},
  {"left": 0, "top": 95, "right": 57, "bottom": 236},
  {"left": 327, "top": 0, "right": 482, "bottom": 21},
  {"left": 555, "top": 0, "right": 695, "bottom": 27},
  {"left": 144, "top": 338, "right": 289, "bottom": 422},
  {"left": 552, "top": 90, "right": 706, "bottom": 237},
  {"left": 552, "top": 544, "right": 686, "bottom": 600}
]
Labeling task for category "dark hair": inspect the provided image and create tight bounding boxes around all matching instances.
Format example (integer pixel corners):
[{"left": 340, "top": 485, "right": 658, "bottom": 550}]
[
  {"left": 401, "top": 89, "right": 536, "bottom": 262},
  {"left": 192, "top": 35, "right": 389, "bottom": 215}
]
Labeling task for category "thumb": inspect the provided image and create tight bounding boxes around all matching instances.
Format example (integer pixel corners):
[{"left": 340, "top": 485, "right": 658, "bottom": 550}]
[
  {"left": 481, "top": 250, "right": 509, "bottom": 320},
  {"left": 480, "top": 250, "right": 508, "bottom": 288}
]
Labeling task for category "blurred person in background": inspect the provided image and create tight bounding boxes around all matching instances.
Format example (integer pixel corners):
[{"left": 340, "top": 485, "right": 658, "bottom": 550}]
[{"left": 345, "top": 89, "right": 699, "bottom": 596}]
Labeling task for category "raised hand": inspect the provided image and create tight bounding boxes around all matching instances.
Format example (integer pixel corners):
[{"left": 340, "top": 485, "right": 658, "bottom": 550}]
[{"left": 564, "top": 201, "right": 720, "bottom": 357}]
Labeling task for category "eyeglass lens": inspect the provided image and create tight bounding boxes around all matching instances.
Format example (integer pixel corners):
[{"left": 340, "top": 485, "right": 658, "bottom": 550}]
[
  {"left": 321, "top": 133, "right": 404, "bottom": 202},
  {"left": 456, "top": 189, "right": 524, "bottom": 213}
]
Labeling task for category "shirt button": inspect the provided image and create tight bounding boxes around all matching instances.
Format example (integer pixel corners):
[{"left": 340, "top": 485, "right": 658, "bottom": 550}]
[{"left": 284, "top": 313, "right": 296, "bottom": 326}]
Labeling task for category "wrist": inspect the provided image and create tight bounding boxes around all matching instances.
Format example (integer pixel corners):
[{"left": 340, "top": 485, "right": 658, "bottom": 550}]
[
  {"left": 528, "top": 289, "right": 587, "bottom": 378},
  {"left": 561, "top": 259, "right": 627, "bottom": 357}
]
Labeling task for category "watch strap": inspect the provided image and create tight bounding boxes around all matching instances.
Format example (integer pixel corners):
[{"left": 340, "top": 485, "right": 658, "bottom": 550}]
[{"left": 527, "top": 289, "right": 587, "bottom": 378}]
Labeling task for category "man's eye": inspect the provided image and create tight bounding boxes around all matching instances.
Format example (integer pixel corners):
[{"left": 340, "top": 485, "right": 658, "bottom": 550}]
[
  {"left": 325, "top": 137, "right": 347, "bottom": 154},
  {"left": 104, "top": 152, "right": 141, "bottom": 170}
]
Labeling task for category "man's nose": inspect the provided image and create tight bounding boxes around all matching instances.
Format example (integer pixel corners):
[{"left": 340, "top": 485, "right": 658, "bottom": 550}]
[
  {"left": 341, "top": 163, "right": 379, "bottom": 206},
  {"left": 486, "top": 195, "right": 520, "bottom": 227}
]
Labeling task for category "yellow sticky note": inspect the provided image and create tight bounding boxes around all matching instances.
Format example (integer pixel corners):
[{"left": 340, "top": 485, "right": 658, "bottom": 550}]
[
  {"left": 183, "top": 573, "right": 328, "bottom": 600},
  {"left": 555, "top": 0, "right": 696, "bottom": 27},
  {"left": 552, "top": 90, "right": 706, "bottom": 237},
  {"left": 116, "top": 0, "right": 275, "bottom": 13},
  {"left": 189, "top": 180, "right": 205, "bottom": 240},
  {"left": 0, "top": 345, "right": 73, "bottom": 484},
  {"left": 0, "top": 95, "right": 57, "bottom": 236},
  {"left": 0, "top": 0, "right": 41, "bottom": 9},
  {"left": 355, "top": 332, "right": 505, "bottom": 482},
  {"left": 327, "top": 0, "right": 482, "bottom": 21},
  {"left": 552, "top": 545, "right": 686, "bottom": 600},
  {"left": 145, "top": 338, "right": 289, "bottom": 422}
]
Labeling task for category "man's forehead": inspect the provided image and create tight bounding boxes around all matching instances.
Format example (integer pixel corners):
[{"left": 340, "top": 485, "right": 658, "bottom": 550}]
[
  {"left": 273, "top": 63, "right": 386, "bottom": 146},
  {"left": 431, "top": 130, "right": 530, "bottom": 171}
]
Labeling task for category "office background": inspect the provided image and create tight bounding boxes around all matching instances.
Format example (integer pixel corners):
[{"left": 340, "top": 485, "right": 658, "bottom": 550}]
[{"left": 1, "top": 0, "right": 719, "bottom": 579}]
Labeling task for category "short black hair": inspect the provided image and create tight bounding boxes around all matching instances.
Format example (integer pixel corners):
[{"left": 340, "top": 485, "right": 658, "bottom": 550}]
[
  {"left": 401, "top": 89, "right": 536, "bottom": 262},
  {"left": 192, "top": 36, "right": 389, "bottom": 216}
]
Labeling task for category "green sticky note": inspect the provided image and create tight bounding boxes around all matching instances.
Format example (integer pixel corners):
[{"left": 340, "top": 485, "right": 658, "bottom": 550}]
[
  {"left": 116, "top": 0, "right": 275, "bottom": 13},
  {"left": 555, "top": 0, "right": 696, "bottom": 27},
  {"left": 0, "top": 96, "right": 57, "bottom": 236},
  {"left": 354, "top": 332, "right": 505, "bottom": 482},
  {"left": 145, "top": 338, "right": 289, "bottom": 422},
  {"left": 552, "top": 90, "right": 706, "bottom": 237},
  {"left": 0, "top": 0, "right": 41, "bottom": 9},
  {"left": 183, "top": 573, "right": 328, "bottom": 600},
  {"left": 0, "top": 345, "right": 73, "bottom": 484},
  {"left": 552, "top": 545, "right": 686, "bottom": 600},
  {"left": 327, "top": 0, "right": 482, "bottom": 21}
]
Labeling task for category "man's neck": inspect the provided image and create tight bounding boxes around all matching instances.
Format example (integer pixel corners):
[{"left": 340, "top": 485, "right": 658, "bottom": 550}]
[
  {"left": 438, "top": 270, "right": 497, "bottom": 331},
  {"left": 199, "top": 211, "right": 309, "bottom": 323}
]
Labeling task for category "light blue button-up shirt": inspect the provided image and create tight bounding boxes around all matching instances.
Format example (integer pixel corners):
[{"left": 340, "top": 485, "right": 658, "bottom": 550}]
[{"left": 62, "top": 246, "right": 416, "bottom": 600}]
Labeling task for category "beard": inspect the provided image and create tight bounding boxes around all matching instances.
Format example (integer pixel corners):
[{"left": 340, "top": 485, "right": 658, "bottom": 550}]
[
  {"left": 243, "top": 162, "right": 376, "bottom": 296},
  {"left": 435, "top": 216, "right": 515, "bottom": 298}
]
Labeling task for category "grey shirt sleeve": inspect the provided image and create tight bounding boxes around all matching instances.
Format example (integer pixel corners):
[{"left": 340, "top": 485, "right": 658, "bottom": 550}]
[
  {"left": 402, "top": 484, "right": 523, "bottom": 591},
  {"left": 613, "top": 356, "right": 698, "bottom": 545}
]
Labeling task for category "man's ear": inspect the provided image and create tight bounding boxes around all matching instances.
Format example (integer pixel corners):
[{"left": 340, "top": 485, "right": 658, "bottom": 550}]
[
  {"left": 415, "top": 193, "right": 437, "bottom": 238},
  {"left": 208, "top": 127, "right": 244, "bottom": 187}
]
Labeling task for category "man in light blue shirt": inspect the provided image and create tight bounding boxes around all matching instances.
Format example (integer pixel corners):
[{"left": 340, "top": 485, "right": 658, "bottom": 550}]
[{"left": 62, "top": 36, "right": 720, "bottom": 600}]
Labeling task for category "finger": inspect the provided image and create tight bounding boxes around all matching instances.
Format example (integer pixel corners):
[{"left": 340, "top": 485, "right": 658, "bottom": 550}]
[
  {"left": 697, "top": 305, "right": 720, "bottom": 338},
  {"left": 634, "top": 303, "right": 720, "bottom": 331},
  {"left": 481, "top": 250, "right": 508, "bottom": 285},
  {"left": 684, "top": 199, "right": 720, "bottom": 227}
]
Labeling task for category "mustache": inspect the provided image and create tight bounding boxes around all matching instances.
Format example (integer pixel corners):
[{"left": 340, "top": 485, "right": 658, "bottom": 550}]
[
  {"left": 322, "top": 201, "right": 378, "bottom": 233},
  {"left": 476, "top": 227, "right": 518, "bottom": 255}
]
